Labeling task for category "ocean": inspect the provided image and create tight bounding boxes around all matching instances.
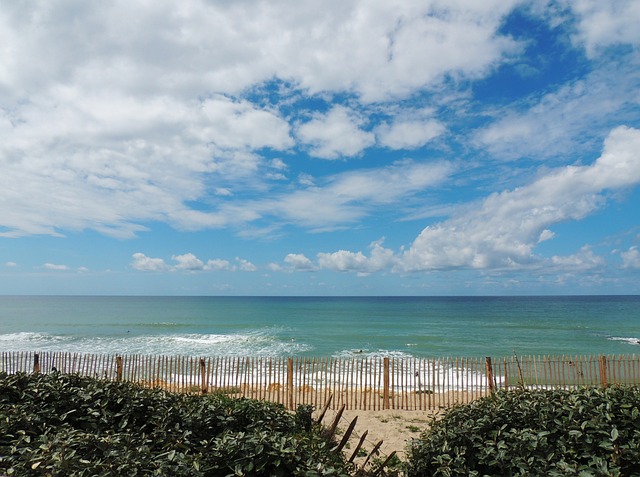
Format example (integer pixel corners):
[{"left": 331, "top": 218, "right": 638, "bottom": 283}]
[{"left": 1, "top": 295, "right": 639, "bottom": 359}]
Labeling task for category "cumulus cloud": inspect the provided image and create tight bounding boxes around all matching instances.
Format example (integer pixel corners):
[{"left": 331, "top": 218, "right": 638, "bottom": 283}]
[
  {"left": 235, "top": 258, "right": 257, "bottom": 272},
  {"left": 274, "top": 126, "right": 640, "bottom": 276},
  {"left": 296, "top": 106, "right": 375, "bottom": 159},
  {"left": 402, "top": 126, "right": 640, "bottom": 271},
  {"left": 1, "top": 1, "right": 522, "bottom": 100},
  {"left": 0, "top": 93, "right": 293, "bottom": 238},
  {"left": 131, "top": 253, "right": 169, "bottom": 272},
  {"left": 550, "top": 246, "right": 604, "bottom": 270},
  {"left": 172, "top": 253, "right": 205, "bottom": 271},
  {"left": 376, "top": 110, "right": 446, "bottom": 149},
  {"left": 279, "top": 239, "right": 397, "bottom": 274},
  {"left": 284, "top": 254, "right": 316, "bottom": 271},
  {"left": 0, "top": 1, "right": 526, "bottom": 239},
  {"left": 206, "top": 259, "right": 232, "bottom": 271},
  {"left": 317, "top": 240, "right": 398, "bottom": 274},
  {"left": 132, "top": 253, "right": 256, "bottom": 272},
  {"left": 621, "top": 246, "right": 640, "bottom": 268},
  {"left": 565, "top": 0, "right": 640, "bottom": 57},
  {"left": 317, "top": 250, "right": 369, "bottom": 272}
]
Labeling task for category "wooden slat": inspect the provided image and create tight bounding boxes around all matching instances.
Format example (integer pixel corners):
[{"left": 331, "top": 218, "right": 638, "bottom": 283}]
[{"left": 4, "top": 352, "right": 640, "bottom": 411}]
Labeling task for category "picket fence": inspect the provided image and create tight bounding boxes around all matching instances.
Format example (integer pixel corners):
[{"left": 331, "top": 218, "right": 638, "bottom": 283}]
[{"left": 2, "top": 352, "right": 639, "bottom": 411}]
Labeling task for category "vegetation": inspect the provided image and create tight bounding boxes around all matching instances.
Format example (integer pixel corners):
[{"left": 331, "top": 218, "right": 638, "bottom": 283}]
[
  {"left": 0, "top": 372, "right": 350, "bottom": 476},
  {"left": 406, "top": 386, "right": 640, "bottom": 477},
  {"left": 6, "top": 372, "right": 640, "bottom": 477}
]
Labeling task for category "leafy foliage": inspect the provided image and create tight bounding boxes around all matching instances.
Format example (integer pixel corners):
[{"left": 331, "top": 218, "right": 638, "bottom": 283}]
[
  {"left": 0, "top": 372, "right": 350, "bottom": 476},
  {"left": 406, "top": 386, "right": 640, "bottom": 477}
]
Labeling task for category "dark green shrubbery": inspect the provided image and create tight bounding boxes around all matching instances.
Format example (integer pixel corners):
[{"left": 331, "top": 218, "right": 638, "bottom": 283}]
[
  {"left": 0, "top": 372, "right": 350, "bottom": 476},
  {"left": 406, "top": 386, "right": 640, "bottom": 477}
]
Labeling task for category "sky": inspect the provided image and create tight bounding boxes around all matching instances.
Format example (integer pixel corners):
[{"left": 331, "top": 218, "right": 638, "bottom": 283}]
[{"left": 1, "top": 0, "right": 640, "bottom": 296}]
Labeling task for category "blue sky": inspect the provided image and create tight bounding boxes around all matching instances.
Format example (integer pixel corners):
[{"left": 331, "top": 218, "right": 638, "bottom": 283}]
[{"left": 1, "top": 0, "right": 640, "bottom": 296}]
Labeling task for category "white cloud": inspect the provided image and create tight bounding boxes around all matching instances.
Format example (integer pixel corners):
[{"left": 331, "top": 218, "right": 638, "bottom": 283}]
[
  {"left": 475, "top": 63, "right": 640, "bottom": 161},
  {"left": 198, "top": 95, "right": 293, "bottom": 151},
  {"left": 274, "top": 0, "right": 522, "bottom": 102},
  {"left": 317, "top": 250, "right": 370, "bottom": 272},
  {"left": 0, "top": 1, "right": 525, "bottom": 239},
  {"left": 195, "top": 159, "right": 452, "bottom": 233},
  {"left": 5, "top": 262, "right": 17, "bottom": 267},
  {"left": 132, "top": 253, "right": 256, "bottom": 272},
  {"left": 215, "top": 188, "right": 233, "bottom": 197},
  {"left": 0, "top": 92, "right": 293, "bottom": 238},
  {"left": 566, "top": 0, "right": 640, "bottom": 57},
  {"left": 131, "top": 253, "right": 169, "bottom": 272},
  {"left": 43, "top": 263, "right": 69, "bottom": 271},
  {"left": 376, "top": 112, "right": 446, "bottom": 149},
  {"left": 538, "top": 229, "right": 556, "bottom": 243},
  {"left": 550, "top": 246, "right": 604, "bottom": 270},
  {"left": 206, "top": 259, "right": 232, "bottom": 271},
  {"left": 376, "top": 119, "right": 445, "bottom": 150},
  {"left": 316, "top": 239, "right": 398, "bottom": 274},
  {"left": 284, "top": 254, "right": 316, "bottom": 271},
  {"left": 235, "top": 258, "right": 257, "bottom": 272},
  {"left": 403, "top": 126, "right": 640, "bottom": 270},
  {"left": 290, "top": 127, "right": 640, "bottom": 277},
  {"left": 281, "top": 239, "right": 397, "bottom": 274},
  {"left": 621, "top": 246, "right": 640, "bottom": 268},
  {"left": 0, "top": 1, "right": 522, "bottom": 103},
  {"left": 296, "top": 106, "right": 375, "bottom": 159},
  {"left": 172, "top": 253, "right": 205, "bottom": 271},
  {"left": 271, "top": 160, "right": 454, "bottom": 229},
  {"left": 270, "top": 158, "right": 288, "bottom": 170},
  {"left": 367, "top": 239, "right": 398, "bottom": 270}
]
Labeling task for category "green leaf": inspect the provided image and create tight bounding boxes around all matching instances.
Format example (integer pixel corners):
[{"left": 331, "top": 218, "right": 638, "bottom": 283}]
[{"left": 611, "top": 427, "right": 619, "bottom": 442}]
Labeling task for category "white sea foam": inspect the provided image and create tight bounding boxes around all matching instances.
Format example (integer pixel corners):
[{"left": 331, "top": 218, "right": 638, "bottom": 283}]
[
  {"left": 608, "top": 336, "right": 640, "bottom": 346},
  {"left": 0, "top": 333, "right": 497, "bottom": 391},
  {"left": 0, "top": 332, "right": 73, "bottom": 344},
  {"left": 137, "top": 357, "right": 497, "bottom": 393},
  {"left": 0, "top": 330, "right": 311, "bottom": 357},
  {"left": 333, "top": 348, "right": 414, "bottom": 359}
]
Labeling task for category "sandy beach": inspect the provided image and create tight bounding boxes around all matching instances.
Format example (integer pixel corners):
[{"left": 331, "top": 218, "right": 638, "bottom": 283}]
[{"left": 317, "top": 407, "right": 443, "bottom": 467}]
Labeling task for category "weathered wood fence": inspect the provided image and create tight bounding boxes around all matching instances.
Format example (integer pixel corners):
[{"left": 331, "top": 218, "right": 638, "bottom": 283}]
[{"left": 2, "top": 352, "right": 639, "bottom": 410}]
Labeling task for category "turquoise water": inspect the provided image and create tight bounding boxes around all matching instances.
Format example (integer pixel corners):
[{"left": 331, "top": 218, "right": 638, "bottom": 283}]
[{"left": 0, "top": 296, "right": 639, "bottom": 358}]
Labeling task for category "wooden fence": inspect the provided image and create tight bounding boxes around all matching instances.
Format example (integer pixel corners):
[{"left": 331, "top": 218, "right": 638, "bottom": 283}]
[{"left": 2, "top": 352, "right": 639, "bottom": 410}]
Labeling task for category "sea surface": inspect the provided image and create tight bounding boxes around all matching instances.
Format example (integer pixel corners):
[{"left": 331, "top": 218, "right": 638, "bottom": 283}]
[{"left": 1, "top": 296, "right": 639, "bottom": 359}]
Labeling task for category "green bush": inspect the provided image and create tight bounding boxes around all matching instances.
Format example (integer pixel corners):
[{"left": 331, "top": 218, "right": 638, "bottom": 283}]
[
  {"left": 0, "top": 372, "right": 350, "bottom": 476},
  {"left": 406, "top": 386, "right": 640, "bottom": 477}
]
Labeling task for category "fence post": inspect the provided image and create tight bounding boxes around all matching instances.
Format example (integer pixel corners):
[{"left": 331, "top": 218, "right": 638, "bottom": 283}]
[
  {"left": 287, "top": 357, "right": 294, "bottom": 410},
  {"left": 485, "top": 357, "right": 494, "bottom": 395},
  {"left": 383, "top": 357, "right": 390, "bottom": 409},
  {"left": 33, "top": 353, "right": 41, "bottom": 374},
  {"left": 598, "top": 355, "right": 608, "bottom": 388},
  {"left": 200, "top": 358, "right": 208, "bottom": 394},
  {"left": 116, "top": 356, "right": 123, "bottom": 382}
]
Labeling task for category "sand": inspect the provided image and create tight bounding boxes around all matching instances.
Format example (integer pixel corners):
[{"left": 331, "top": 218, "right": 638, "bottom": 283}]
[{"left": 316, "top": 407, "right": 443, "bottom": 468}]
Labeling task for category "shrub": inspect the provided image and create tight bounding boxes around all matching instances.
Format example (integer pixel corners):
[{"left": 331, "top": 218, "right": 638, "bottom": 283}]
[
  {"left": 0, "top": 372, "right": 350, "bottom": 476},
  {"left": 406, "top": 386, "right": 640, "bottom": 477}
]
